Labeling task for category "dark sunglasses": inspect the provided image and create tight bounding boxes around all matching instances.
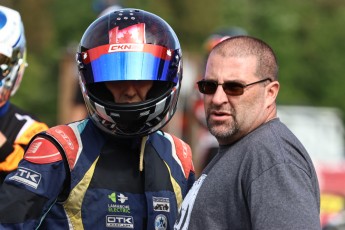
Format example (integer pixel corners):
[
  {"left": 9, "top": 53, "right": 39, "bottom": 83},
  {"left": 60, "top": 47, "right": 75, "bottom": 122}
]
[{"left": 197, "top": 78, "right": 272, "bottom": 96}]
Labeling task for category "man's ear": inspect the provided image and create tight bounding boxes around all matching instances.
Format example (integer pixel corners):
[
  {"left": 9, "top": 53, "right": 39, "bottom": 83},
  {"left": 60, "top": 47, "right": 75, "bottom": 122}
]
[{"left": 265, "top": 81, "right": 280, "bottom": 107}]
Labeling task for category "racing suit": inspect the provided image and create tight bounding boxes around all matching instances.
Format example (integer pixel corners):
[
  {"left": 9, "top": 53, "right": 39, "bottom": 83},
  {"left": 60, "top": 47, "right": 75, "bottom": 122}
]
[
  {"left": 0, "top": 118, "right": 195, "bottom": 229},
  {"left": 0, "top": 102, "right": 48, "bottom": 183}
]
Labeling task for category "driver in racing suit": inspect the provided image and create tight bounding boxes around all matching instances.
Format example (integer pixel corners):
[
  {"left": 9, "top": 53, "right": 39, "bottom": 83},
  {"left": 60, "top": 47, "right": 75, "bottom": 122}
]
[
  {"left": 0, "top": 5, "right": 48, "bottom": 183},
  {"left": 0, "top": 8, "right": 195, "bottom": 229}
]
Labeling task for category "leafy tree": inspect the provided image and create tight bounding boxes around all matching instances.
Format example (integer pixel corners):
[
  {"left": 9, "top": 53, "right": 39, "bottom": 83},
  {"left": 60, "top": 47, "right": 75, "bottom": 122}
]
[{"left": 2, "top": 0, "right": 345, "bottom": 127}]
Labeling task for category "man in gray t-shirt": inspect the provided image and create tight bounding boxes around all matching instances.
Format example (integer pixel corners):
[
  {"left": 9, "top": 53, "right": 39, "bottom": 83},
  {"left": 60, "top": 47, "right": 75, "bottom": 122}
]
[{"left": 175, "top": 36, "right": 320, "bottom": 229}]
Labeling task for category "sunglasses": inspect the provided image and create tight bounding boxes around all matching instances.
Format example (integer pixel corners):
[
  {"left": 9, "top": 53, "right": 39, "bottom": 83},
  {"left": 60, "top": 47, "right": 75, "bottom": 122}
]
[{"left": 197, "top": 78, "right": 272, "bottom": 96}]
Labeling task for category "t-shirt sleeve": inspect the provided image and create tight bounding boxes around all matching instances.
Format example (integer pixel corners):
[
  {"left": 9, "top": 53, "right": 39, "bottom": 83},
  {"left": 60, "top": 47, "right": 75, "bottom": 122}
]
[{"left": 248, "top": 163, "right": 321, "bottom": 230}]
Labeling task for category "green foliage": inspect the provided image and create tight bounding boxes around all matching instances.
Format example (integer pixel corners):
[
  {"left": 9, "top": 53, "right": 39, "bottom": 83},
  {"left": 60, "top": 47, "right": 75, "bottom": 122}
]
[
  {"left": 2, "top": 0, "right": 345, "bottom": 125},
  {"left": 11, "top": 53, "right": 57, "bottom": 126},
  {"left": 50, "top": 0, "right": 97, "bottom": 47}
]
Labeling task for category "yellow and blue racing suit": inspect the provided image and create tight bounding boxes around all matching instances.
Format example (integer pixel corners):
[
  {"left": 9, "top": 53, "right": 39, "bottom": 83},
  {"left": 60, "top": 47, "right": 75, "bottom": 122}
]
[{"left": 0, "top": 119, "right": 195, "bottom": 229}]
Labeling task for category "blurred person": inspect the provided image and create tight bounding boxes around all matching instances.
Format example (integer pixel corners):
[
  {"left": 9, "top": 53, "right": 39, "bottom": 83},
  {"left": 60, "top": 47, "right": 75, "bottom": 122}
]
[
  {"left": 0, "top": 5, "right": 48, "bottom": 183},
  {"left": 0, "top": 8, "right": 194, "bottom": 229},
  {"left": 191, "top": 27, "right": 248, "bottom": 177},
  {"left": 69, "top": 84, "right": 88, "bottom": 121},
  {"left": 175, "top": 36, "right": 320, "bottom": 229}
]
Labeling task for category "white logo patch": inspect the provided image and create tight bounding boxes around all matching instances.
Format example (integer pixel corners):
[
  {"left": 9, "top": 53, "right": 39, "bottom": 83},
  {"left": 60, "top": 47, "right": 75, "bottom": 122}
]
[
  {"left": 153, "top": 197, "right": 170, "bottom": 212},
  {"left": 9, "top": 167, "right": 41, "bottom": 189},
  {"left": 106, "top": 215, "right": 134, "bottom": 228},
  {"left": 155, "top": 214, "right": 168, "bottom": 230}
]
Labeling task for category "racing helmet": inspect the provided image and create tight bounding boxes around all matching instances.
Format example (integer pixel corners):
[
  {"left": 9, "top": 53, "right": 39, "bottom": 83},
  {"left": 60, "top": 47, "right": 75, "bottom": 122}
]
[
  {"left": 0, "top": 6, "right": 27, "bottom": 107},
  {"left": 76, "top": 8, "right": 182, "bottom": 137}
]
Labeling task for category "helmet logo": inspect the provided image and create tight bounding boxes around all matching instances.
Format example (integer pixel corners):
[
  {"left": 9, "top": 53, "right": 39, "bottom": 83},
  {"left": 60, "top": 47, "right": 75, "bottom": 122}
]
[
  {"left": 82, "top": 52, "right": 88, "bottom": 60},
  {"left": 108, "top": 44, "right": 144, "bottom": 52},
  {"left": 109, "top": 23, "right": 145, "bottom": 44},
  {"left": 0, "top": 11, "right": 7, "bottom": 29}
]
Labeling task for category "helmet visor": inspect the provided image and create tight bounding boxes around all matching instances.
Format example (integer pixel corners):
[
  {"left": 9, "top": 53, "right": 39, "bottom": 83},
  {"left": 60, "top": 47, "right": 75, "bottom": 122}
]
[
  {"left": 0, "top": 54, "right": 11, "bottom": 80},
  {"left": 80, "top": 44, "right": 178, "bottom": 84}
]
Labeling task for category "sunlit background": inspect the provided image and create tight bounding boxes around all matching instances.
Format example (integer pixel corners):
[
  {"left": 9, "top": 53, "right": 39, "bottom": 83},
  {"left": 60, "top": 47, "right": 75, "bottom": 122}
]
[
  {"left": 2, "top": 0, "right": 345, "bottom": 228},
  {"left": 2, "top": 0, "right": 345, "bottom": 126}
]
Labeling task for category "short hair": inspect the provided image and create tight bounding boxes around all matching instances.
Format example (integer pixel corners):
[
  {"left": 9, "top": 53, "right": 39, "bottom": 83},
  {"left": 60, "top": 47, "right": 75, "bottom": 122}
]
[{"left": 210, "top": 35, "right": 279, "bottom": 81}]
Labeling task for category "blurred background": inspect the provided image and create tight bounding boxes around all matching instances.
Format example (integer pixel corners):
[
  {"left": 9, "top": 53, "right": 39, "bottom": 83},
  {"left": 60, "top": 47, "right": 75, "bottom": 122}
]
[
  {"left": 2, "top": 0, "right": 345, "bottom": 228},
  {"left": 2, "top": 0, "right": 345, "bottom": 126}
]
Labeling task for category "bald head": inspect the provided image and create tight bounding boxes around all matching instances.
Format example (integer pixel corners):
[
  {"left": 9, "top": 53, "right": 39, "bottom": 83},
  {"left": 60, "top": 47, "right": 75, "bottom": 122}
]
[{"left": 210, "top": 36, "right": 279, "bottom": 81}]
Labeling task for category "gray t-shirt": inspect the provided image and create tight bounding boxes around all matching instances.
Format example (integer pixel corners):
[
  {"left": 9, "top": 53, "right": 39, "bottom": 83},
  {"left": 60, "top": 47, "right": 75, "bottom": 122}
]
[{"left": 174, "top": 118, "right": 321, "bottom": 230}]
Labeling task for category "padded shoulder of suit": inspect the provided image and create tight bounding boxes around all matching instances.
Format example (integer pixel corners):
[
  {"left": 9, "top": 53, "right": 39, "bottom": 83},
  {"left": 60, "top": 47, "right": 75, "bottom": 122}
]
[
  {"left": 24, "top": 125, "right": 79, "bottom": 169},
  {"left": 164, "top": 133, "right": 195, "bottom": 178}
]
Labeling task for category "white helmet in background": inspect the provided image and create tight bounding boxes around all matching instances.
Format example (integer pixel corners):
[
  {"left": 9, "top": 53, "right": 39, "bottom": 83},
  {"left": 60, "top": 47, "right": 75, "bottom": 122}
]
[{"left": 0, "top": 5, "right": 27, "bottom": 106}]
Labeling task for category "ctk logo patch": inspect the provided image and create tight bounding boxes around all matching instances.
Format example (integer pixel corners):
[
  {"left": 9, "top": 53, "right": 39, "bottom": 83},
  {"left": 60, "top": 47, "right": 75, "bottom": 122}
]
[
  {"left": 106, "top": 215, "right": 134, "bottom": 229},
  {"left": 9, "top": 167, "right": 41, "bottom": 189}
]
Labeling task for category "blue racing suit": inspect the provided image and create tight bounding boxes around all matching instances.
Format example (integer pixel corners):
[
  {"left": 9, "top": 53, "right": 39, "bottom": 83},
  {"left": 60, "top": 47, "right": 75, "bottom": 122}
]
[{"left": 0, "top": 119, "right": 195, "bottom": 229}]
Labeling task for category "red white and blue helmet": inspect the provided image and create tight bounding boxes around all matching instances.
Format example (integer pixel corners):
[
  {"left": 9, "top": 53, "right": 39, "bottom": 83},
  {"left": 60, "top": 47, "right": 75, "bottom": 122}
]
[
  {"left": 0, "top": 6, "right": 27, "bottom": 107},
  {"left": 76, "top": 8, "right": 182, "bottom": 137}
]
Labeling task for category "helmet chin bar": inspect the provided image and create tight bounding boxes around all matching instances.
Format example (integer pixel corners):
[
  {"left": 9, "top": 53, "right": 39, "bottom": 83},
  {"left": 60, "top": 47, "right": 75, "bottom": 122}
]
[
  {"left": 92, "top": 112, "right": 172, "bottom": 138},
  {"left": 85, "top": 84, "right": 179, "bottom": 138}
]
